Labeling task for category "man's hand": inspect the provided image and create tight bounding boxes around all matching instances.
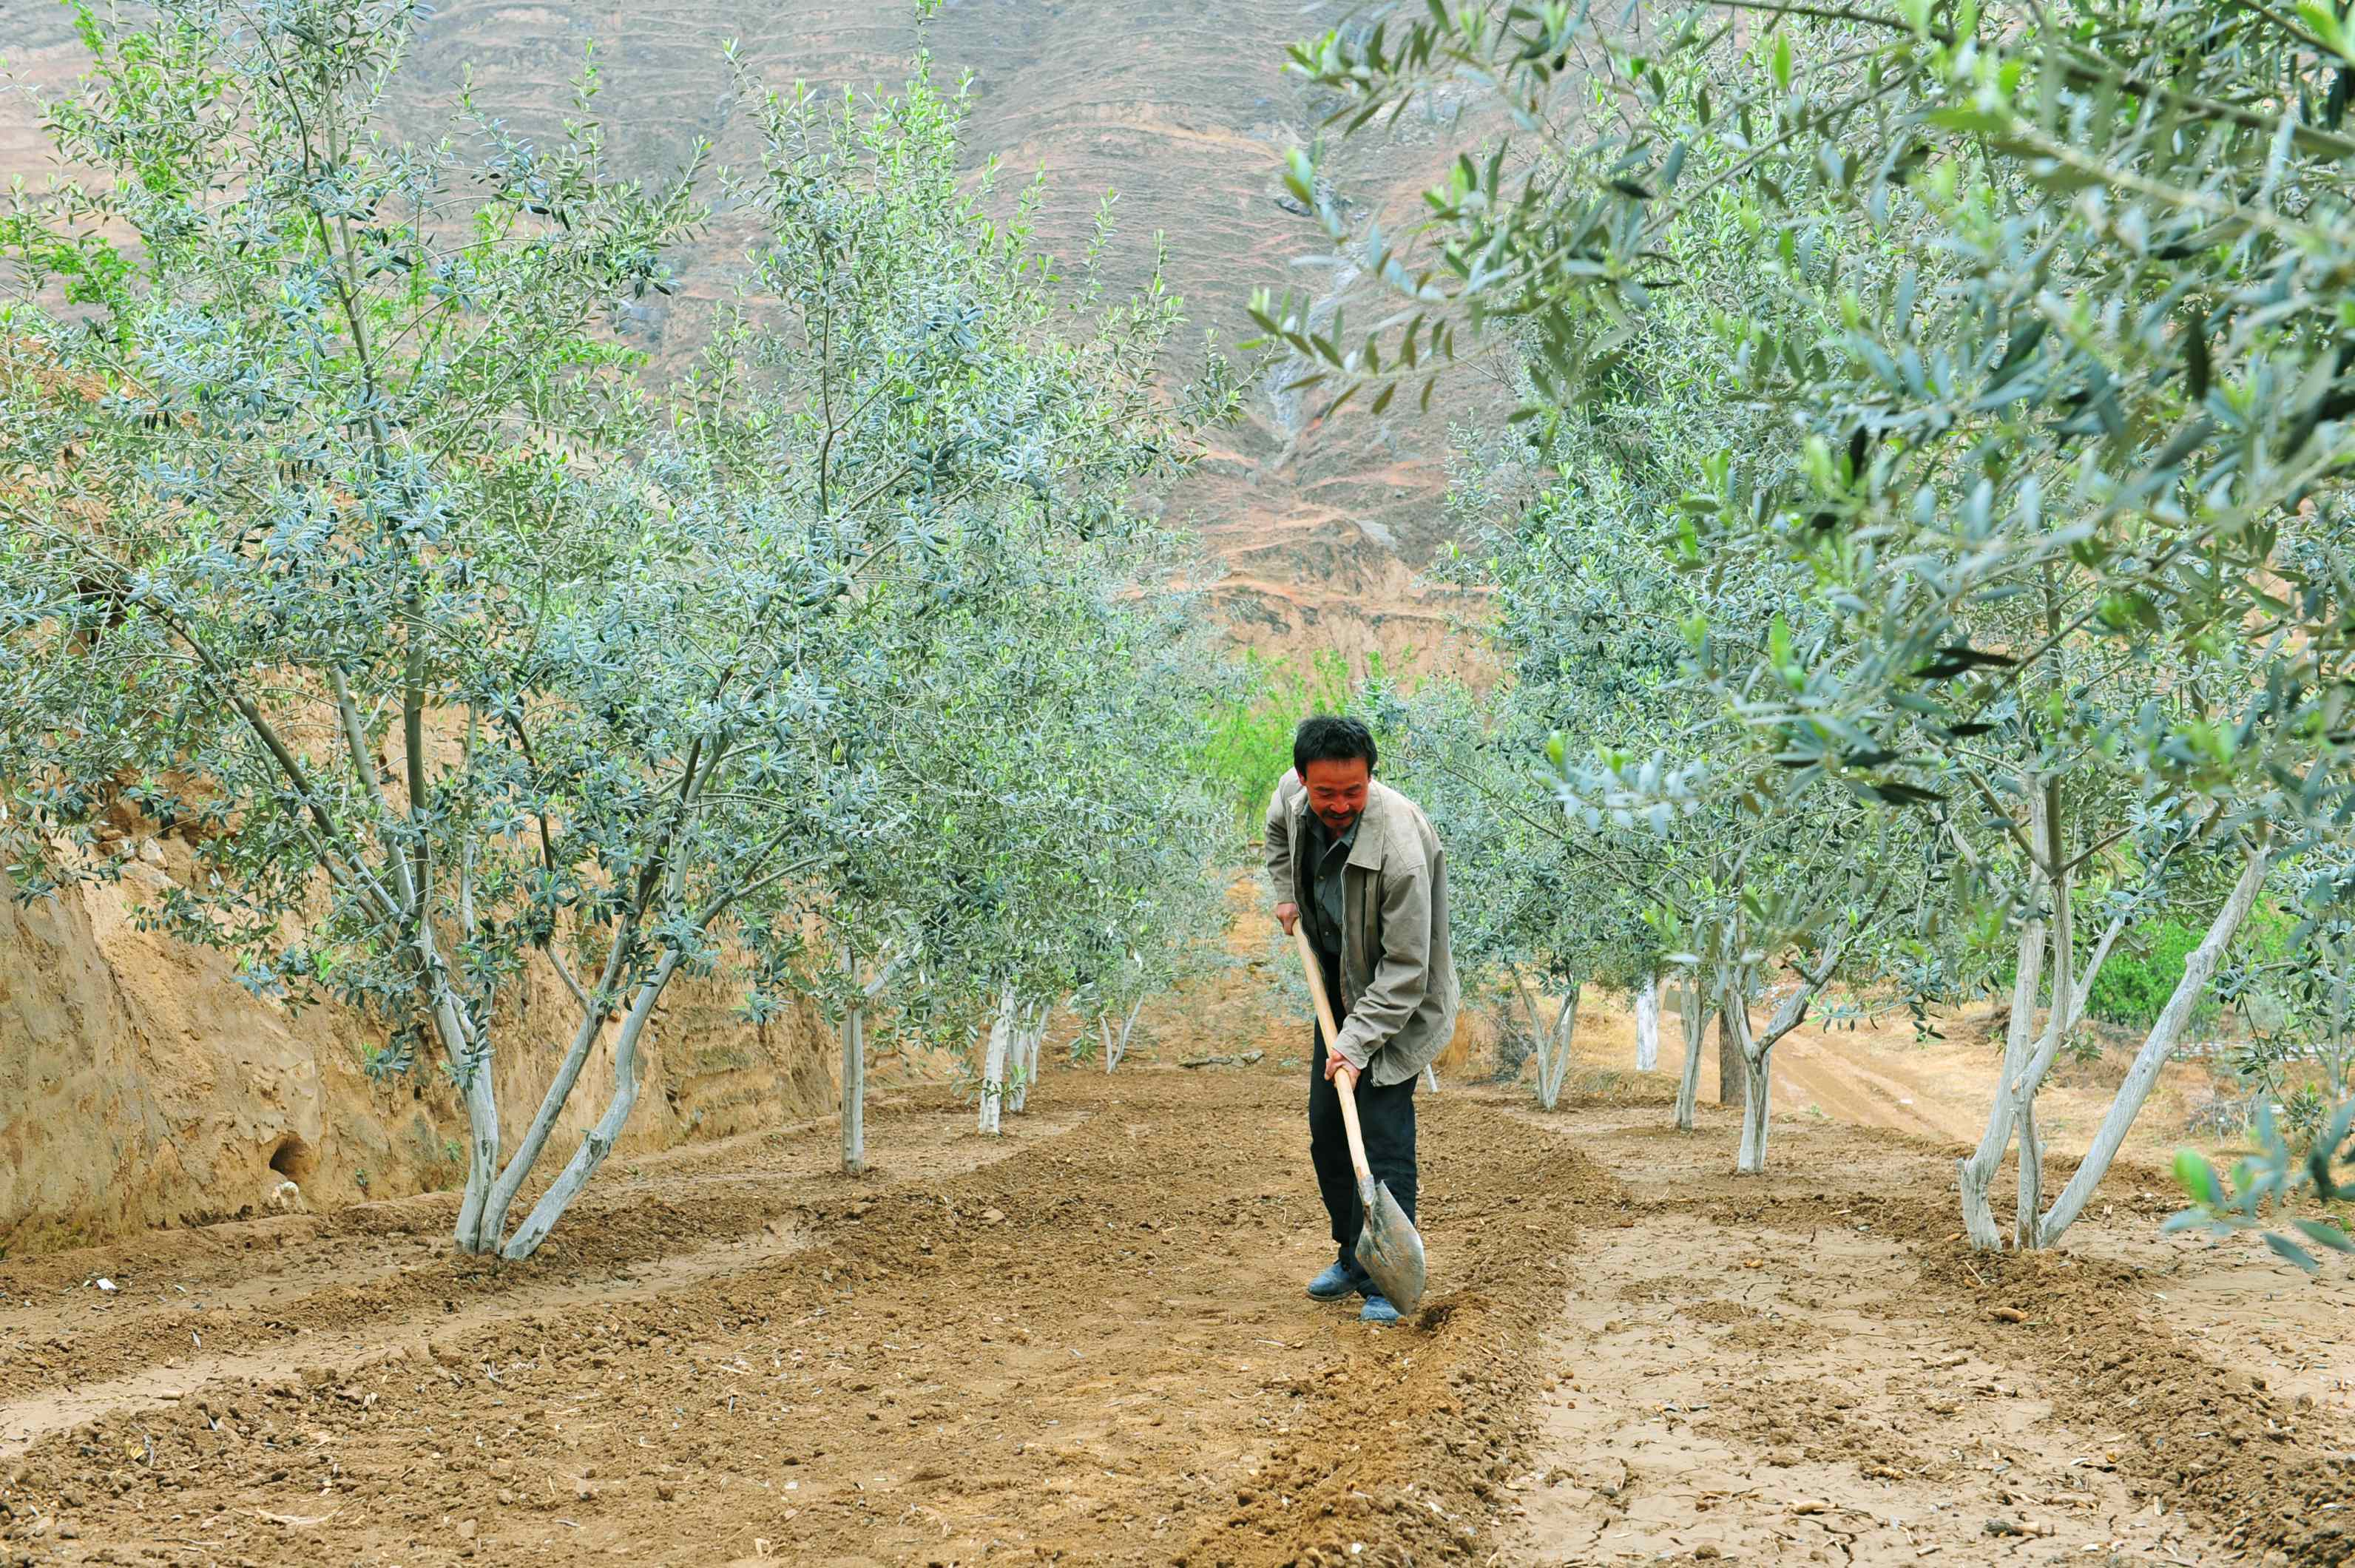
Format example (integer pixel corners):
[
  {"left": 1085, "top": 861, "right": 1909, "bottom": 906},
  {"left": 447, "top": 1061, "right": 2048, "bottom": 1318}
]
[
  {"left": 1322, "top": 1050, "right": 1359, "bottom": 1084},
  {"left": 1275, "top": 901, "right": 1300, "bottom": 936}
]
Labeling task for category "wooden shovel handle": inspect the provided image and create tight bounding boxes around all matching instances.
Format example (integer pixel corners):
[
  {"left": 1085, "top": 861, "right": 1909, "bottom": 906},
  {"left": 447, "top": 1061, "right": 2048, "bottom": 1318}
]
[{"left": 1293, "top": 921, "right": 1375, "bottom": 1191}]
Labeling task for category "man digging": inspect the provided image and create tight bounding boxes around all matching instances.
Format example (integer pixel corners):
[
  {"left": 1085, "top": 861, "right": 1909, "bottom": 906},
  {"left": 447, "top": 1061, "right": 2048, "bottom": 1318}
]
[{"left": 1266, "top": 715, "right": 1459, "bottom": 1324}]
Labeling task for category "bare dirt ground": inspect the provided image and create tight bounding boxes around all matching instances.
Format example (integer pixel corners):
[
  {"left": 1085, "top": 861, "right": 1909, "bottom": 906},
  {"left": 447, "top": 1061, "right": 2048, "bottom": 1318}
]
[
  {"left": 1567, "top": 989, "right": 2239, "bottom": 1169},
  {"left": 4, "top": 976, "right": 2354, "bottom": 1567},
  {"left": 1507, "top": 1102, "right": 2355, "bottom": 1567}
]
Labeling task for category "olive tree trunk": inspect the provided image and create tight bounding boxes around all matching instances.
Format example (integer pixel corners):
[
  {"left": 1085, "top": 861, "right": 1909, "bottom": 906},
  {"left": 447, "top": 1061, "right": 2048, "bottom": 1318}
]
[
  {"left": 841, "top": 945, "right": 867, "bottom": 1176},
  {"left": 1957, "top": 785, "right": 2052, "bottom": 1249},
  {"left": 1534, "top": 981, "right": 1581, "bottom": 1110},
  {"left": 497, "top": 950, "right": 683, "bottom": 1259},
  {"left": 1715, "top": 1007, "right": 1743, "bottom": 1108},
  {"left": 2033, "top": 841, "right": 2271, "bottom": 1245},
  {"left": 1723, "top": 959, "right": 1834, "bottom": 1176},
  {"left": 1006, "top": 1002, "right": 1033, "bottom": 1115},
  {"left": 1103, "top": 998, "right": 1143, "bottom": 1073},
  {"left": 1958, "top": 908, "right": 2050, "bottom": 1247},
  {"left": 979, "top": 986, "right": 1014, "bottom": 1135},
  {"left": 1633, "top": 976, "right": 1660, "bottom": 1072},
  {"left": 1728, "top": 999, "right": 1772, "bottom": 1174},
  {"left": 1510, "top": 971, "right": 1580, "bottom": 1109},
  {"left": 1674, "top": 975, "right": 1712, "bottom": 1132},
  {"left": 1007, "top": 1001, "right": 1049, "bottom": 1115},
  {"left": 2016, "top": 837, "right": 2073, "bottom": 1247}
]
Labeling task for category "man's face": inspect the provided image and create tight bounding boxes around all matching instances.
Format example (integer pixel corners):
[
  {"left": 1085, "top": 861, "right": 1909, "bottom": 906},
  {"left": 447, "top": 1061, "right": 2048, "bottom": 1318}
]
[{"left": 1303, "top": 757, "right": 1371, "bottom": 837}]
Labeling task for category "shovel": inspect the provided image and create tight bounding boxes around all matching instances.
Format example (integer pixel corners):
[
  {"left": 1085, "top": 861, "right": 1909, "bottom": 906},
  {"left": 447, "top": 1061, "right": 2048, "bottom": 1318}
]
[{"left": 1291, "top": 921, "right": 1427, "bottom": 1316}]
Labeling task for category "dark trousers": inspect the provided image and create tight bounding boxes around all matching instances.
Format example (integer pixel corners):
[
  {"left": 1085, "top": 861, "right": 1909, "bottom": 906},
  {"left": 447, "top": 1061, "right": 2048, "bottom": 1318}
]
[{"left": 1307, "top": 950, "right": 1418, "bottom": 1265}]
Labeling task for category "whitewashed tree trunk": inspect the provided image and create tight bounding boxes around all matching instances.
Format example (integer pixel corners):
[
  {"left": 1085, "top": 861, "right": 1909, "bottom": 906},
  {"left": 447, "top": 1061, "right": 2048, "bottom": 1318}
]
[
  {"left": 1028, "top": 1005, "right": 1047, "bottom": 1109},
  {"left": 500, "top": 950, "right": 682, "bottom": 1259},
  {"left": 1007, "top": 1003, "right": 1031, "bottom": 1115},
  {"left": 1726, "top": 935, "right": 1842, "bottom": 1176},
  {"left": 1959, "top": 919, "right": 2044, "bottom": 1247},
  {"left": 2016, "top": 840, "right": 2070, "bottom": 1248},
  {"left": 841, "top": 946, "right": 866, "bottom": 1176},
  {"left": 1425, "top": 1064, "right": 1440, "bottom": 1092},
  {"left": 1100, "top": 1014, "right": 1117, "bottom": 1074},
  {"left": 1958, "top": 788, "right": 2051, "bottom": 1251},
  {"left": 473, "top": 914, "right": 639, "bottom": 1251},
  {"left": 1634, "top": 976, "right": 1661, "bottom": 1073},
  {"left": 2034, "top": 841, "right": 2271, "bottom": 1246},
  {"left": 979, "top": 986, "right": 1013, "bottom": 1135},
  {"left": 1716, "top": 1006, "right": 1744, "bottom": 1108},
  {"left": 1008, "top": 1004, "right": 1044, "bottom": 1115},
  {"left": 1508, "top": 970, "right": 1548, "bottom": 1070},
  {"left": 1022, "top": 1004, "right": 1042, "bottom": 1111},
  {"left": 1674, "top": 973, "right": 1710, "bottom": 1132},
  {"left": 1107, "top": 997, "right": 1141, "bottom": 1073},
  {"left": 2015, "top": 1099, "right": 2044, "bottom": 1247},
  {"left": 442, "top": 992, "right": 502, "bottom": 1252},
  {"left": 1516, "top": 965, "right": 1554, "bottom": 1097},
  {"left": 1533, "top": 981, "right": 1581, "bottom": 1110},
  {"left": 1727, "top": 994, "right": 1773, "bottom": 1175},
  {"left": 2027, "top": 794, "right": 2074, "bottom": 1242}
]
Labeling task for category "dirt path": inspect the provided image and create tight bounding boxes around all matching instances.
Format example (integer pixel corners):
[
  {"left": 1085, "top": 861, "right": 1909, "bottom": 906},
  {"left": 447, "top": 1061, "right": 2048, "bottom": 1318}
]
[
  {"left": 1500, "top": 1106, "right": 2350, "bottom": 1565},
  {"left": 0, "top": 1097, "right": 1085, "bottom": 1441},
  {"left": 1570, "top": 993, "right": 2236, "bottom": 1165},
  {"left": 4, "top": 1053, "right": 2354, "bottom": 1567},
  {"left": 0, "top": 1061, "right": 1606, "bottom": 1568}
]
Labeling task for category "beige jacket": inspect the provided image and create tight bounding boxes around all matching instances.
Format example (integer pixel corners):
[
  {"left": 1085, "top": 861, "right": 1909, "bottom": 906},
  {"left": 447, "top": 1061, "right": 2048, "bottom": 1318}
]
[{"left": 1264, "top": 771, "right": 1459, "bottom": 1085}]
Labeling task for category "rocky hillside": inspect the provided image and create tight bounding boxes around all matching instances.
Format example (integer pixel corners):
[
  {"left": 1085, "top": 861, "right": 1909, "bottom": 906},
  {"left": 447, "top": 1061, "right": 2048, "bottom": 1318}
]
[{"left": 0, "top": 0, "right": 1507, "bottom": 666}]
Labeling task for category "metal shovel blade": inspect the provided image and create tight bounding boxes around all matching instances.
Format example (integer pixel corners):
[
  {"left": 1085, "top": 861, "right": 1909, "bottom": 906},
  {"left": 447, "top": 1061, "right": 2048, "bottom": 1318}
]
[{"left": 1354, "top": 1175, "right": 1427, "bottom": 1316}]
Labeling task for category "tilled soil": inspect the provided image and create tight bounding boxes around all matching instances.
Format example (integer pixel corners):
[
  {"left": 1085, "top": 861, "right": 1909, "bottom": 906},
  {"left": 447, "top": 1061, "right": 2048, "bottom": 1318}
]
[
  {"left": 0, "top": 1061, "right": 1615, "bottom": 1568},
  {"left": 1507, "top": 1106, "right": 2355, "bottom": 1567},
  {"left": 3, "top": 1057, "right": 2353, "bottom": 1567}
]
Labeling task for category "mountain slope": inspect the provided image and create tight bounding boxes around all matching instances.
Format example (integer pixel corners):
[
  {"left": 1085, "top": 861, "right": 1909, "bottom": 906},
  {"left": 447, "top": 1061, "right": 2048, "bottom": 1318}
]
[{"left": 0, "top": 0, "right": 1503, "bottom": 664}]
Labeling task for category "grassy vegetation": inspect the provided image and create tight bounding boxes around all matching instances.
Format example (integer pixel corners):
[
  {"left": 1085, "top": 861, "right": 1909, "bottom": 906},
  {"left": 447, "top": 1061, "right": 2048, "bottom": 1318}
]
[
  {"left": 2086, "top": 921, "right": 2206, "bottom": 1030},
  {"left": 2086, "top": 903, "right": 2295, "bottom": 1033},
  {"left": 1193, "top": 650, "right": 1354, "bottom": 839}
]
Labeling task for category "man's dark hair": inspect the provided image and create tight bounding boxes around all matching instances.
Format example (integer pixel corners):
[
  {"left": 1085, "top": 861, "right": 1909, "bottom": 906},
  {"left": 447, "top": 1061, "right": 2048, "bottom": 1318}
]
[{"left": 1293, "top": 714, "right": 1378, "bottom": 778}]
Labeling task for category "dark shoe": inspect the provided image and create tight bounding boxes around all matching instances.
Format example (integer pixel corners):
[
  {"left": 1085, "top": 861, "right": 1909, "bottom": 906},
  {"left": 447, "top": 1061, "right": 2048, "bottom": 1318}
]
[
  {"left": 1306, "top": 1260, "right": 1369, "bottom": 1301},
  {"left": 1359, "top": 1293, "right": 1401, "bottom": 1325}
]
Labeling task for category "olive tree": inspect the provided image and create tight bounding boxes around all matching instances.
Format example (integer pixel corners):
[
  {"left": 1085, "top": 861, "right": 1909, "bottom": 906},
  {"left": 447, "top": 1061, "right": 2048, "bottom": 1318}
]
[
  {"left": 878, "top": 547, "right": 1229, "bottom": 1132},
  {"left": 0, "top": 0, "right": 773, "bottom": 1258},
  {"left": 1375, "top": 677, "right": 1620, "bottom": 1106},
  {"left": 1375, "top": 255, "right": 1908, "bottom": 1153},
  {"left": 641, "top": 60, "right": 1239, "bottom": 1155},
  {"left": 1385, "top": 464, "right": 1909, "bottom": 1159},
  {"left": 1253, "top": 0, "right": 2351, "bottom": 1235}
]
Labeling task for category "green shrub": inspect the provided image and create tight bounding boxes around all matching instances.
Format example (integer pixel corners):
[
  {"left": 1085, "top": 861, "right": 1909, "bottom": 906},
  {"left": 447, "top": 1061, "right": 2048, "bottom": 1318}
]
[
  {"left": 2087, "top": 921, "right": 2205, "bottom": 1030},
  {"left": 1194, "top": 650, "right": 1356, "bottom": 837}
]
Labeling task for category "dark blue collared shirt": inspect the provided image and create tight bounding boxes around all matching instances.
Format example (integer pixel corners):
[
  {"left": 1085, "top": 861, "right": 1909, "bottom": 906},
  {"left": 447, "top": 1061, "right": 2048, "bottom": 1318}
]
[{"left": 1307, "top": 814, "right": 1358, "bottom": 958}]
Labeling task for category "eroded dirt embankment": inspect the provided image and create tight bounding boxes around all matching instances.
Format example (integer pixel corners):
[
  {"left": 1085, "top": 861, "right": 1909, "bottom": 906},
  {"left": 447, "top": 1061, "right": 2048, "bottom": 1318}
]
[{"left": 1, "top": 871, "right": 834, "bottom": 1257}]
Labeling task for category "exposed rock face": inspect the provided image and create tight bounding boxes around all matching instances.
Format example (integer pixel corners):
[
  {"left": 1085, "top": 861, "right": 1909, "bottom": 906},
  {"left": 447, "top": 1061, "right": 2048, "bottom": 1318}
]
[{"left": 0, "top": 852, "right": 834, "bottom": 1255}]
